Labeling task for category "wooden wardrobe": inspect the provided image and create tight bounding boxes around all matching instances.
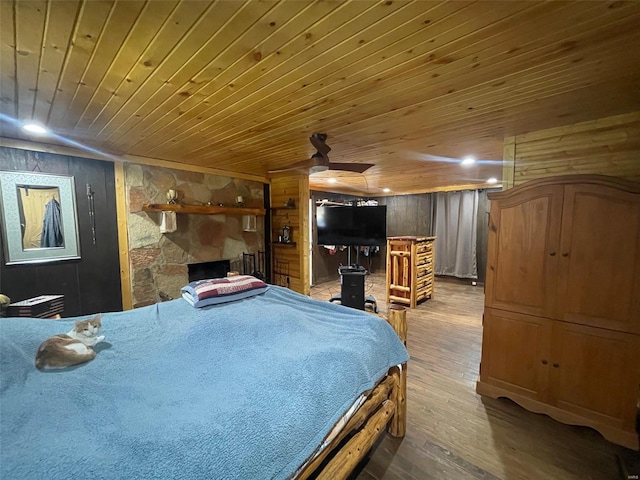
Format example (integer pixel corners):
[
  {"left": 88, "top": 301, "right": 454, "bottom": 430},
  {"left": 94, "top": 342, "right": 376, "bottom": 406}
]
[{"left": 476, "top": 174, "right": 640, "bottom": 450}]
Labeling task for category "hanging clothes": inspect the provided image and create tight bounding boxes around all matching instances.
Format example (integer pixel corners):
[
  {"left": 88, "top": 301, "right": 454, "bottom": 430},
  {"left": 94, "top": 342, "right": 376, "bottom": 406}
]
[
  {"left": 19, "top": 186, "right": 58, "bottom": 249},
  {"left": 41, "top": 198, "right": 64, "bottom": 248}
]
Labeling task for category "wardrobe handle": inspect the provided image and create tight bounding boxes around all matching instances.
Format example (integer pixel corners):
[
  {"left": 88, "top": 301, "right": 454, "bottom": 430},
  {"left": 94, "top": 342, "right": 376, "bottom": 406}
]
[
  {"left": 549, "top": 252, "right": 556, "bottom": 256},
  {"left": 541, "top": 360, "right": 548, "bottom": 365},
  {"left": 553, "top": 363, "right": 559, "bottom": 368},
  {"left": 562, "top": 252, "right": 569, "bottom": 257}
]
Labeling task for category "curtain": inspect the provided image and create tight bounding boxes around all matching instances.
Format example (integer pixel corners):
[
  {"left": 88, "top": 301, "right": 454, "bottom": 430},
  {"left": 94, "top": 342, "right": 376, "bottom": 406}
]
[{"left": 433, "top": 190, "right": 478, "bottom": 279}]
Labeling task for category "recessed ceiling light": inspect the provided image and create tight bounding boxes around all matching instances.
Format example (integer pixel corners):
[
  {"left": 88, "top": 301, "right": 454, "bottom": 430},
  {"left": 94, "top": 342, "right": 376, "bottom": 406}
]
[
  {"left": 23, "top": 123, "right": 49, "bottom": 134},
  {"left": 487, "top": 177, "right": 498, "bottom": 184},
  {"left": 327, "top": 178, "right": 337, "bottom": 184},
  {"left": 461, "top": 156, "right": 475, "bottom": 166},
  {"left": 383, "top": 188, "right": 391, "bottom": 193}
]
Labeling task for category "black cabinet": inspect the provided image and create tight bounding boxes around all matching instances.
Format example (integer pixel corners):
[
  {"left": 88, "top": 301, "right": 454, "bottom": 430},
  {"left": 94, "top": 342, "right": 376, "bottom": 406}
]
[{"left": 339, "top": 266, "right": 366, "bottom": 310}]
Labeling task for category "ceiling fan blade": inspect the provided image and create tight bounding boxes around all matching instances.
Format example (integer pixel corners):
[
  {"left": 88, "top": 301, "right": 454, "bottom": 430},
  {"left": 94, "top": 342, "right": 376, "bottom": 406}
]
[
  {"left": 268, "top": 159, "right": 312, "bottom": 174},
  {"left": 273, "top": 133, "right": 371, "bottom": 175},
  {"left": 328, "top": 162, "right": 375, "bottom": 173}
]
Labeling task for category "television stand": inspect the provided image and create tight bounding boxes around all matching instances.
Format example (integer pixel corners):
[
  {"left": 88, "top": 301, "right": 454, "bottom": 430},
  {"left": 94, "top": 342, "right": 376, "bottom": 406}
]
[{"left": 328, "top": 265, "right": 378, "bottom": 313}]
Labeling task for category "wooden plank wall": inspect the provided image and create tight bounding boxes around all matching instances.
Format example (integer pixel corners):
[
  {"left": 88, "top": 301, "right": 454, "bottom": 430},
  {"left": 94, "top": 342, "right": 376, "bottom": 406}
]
[
  {"left": 270, "top": 174, "right": 309, "bottom": 295},
  {"left": 503, "top": 112, "right": 640, "bottom": 188},
  {"left": 379, "top": 194, "right": 433, "bottom": 237}
]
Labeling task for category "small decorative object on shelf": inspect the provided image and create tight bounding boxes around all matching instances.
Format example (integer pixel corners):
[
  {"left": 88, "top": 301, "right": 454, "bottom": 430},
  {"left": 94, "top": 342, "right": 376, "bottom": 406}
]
[
  {"left": 166, "top": 189, "right": 178, "bottom": 204},
  {"left": 282, "top": 224, "right": 291, "bottom": 243}
]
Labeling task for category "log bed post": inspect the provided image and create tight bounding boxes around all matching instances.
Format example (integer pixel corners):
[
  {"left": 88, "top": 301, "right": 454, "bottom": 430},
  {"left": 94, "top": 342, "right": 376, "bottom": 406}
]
[{"left": 386, "top": 304, "right": 407, "bottom": 437}]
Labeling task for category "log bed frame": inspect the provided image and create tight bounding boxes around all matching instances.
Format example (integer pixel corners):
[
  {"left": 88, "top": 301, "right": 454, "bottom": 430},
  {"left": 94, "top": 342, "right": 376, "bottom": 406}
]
[{"left": 295, "top": 305, "right": 408, "bottom": 479}]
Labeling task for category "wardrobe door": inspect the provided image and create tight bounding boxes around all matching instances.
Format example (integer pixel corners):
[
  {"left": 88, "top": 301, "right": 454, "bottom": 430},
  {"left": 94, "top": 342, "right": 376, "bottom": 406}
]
[
  {"left": 548, "top": 321, "right": 640, "bottom": 439},
  {"left": 556, "top": 183, "right": 640, "bottom": 333},
  {"left": 485, "top": 185, "right": 563, "bottom": 318},
  {"left": 479, "top": 308, "right": 552, "bottom": 402}
]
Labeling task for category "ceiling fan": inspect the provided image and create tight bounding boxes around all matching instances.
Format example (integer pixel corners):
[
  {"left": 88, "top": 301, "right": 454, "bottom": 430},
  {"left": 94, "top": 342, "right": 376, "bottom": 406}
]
[{"left": 268, "top": 133, "right": 375, "bottom": 174}]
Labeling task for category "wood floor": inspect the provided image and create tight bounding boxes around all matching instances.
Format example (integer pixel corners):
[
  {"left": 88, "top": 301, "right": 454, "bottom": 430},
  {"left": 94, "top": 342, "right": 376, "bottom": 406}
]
[{"left": 310, "top": 273, "right": 638, "bottom": 480}]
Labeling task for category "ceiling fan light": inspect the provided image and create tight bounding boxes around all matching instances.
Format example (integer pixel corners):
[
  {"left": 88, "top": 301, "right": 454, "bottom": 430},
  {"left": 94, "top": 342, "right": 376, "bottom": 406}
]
[
  {"left": 309, "top": 164, "right": 329, "bottom": 174},
  {"left": 461, "top": 156, "right": 475, "bottom": 166}
]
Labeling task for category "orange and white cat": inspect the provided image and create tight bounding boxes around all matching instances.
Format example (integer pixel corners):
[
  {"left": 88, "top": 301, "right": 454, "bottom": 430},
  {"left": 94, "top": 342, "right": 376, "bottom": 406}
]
[{"left": 35, "top": 315, "right": 105, "bottom": 370}]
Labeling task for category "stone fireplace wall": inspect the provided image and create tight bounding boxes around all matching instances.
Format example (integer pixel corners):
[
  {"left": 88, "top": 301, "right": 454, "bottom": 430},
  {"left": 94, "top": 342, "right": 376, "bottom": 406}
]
[{"left": 125, "top": 163, "right": 265, "bottom": 308}]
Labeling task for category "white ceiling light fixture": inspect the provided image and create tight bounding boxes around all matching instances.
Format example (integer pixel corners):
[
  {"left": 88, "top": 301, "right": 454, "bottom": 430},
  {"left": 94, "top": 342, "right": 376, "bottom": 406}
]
[
  {"left": 383, "top": 188, "right": 391, "bottom": 193},
  {"left": 487, "top": 177, "right": 498, "bottom": 184},
  {"left": 461, "top": 156, "right": 475, "bottom": 166},
  {"left": 23, "top": 123, "right": 49, "bottom": 134},
  {"left": 327, "top": 178, "right": 337, "bottom": 184}
]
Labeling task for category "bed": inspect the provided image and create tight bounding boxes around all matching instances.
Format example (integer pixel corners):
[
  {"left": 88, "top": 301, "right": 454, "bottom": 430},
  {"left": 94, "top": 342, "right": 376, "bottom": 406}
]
[{"left": 0, "top": 284, "right": 408, "bottom": 479}]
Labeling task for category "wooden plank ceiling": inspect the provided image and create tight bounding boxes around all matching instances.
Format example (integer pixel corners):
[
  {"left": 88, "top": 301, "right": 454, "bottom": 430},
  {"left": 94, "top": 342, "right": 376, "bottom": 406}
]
[{"left": 1, "top": 0, "right": 639, "bottom": 196}]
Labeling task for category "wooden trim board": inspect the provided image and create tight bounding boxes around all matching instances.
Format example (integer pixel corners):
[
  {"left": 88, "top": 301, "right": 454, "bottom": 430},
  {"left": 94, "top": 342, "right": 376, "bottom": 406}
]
[{"left": 114, "top": 162, "right": 132, "bottom": 310}]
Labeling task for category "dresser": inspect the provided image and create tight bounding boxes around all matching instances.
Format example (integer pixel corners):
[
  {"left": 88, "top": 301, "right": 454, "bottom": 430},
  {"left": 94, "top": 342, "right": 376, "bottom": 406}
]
[
  {"left": 386, "top": 236, "right": 436, "bottom": 308},
  {"left": 476, "top": 174, "right": 640, "bottom": 450}
]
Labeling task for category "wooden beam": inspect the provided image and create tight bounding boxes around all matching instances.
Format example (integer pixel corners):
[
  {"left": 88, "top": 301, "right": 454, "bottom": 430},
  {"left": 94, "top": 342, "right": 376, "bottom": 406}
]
[
  {"left": 114, "top": 162, "right": 132, "bottom": 310},
  {"left": 0, "top": 137, "right": 269, "bottom": 184}
]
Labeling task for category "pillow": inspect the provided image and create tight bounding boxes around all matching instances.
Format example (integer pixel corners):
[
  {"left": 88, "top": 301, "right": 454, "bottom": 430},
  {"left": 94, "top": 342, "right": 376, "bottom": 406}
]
[{"left": 181, "top": 275, "right": 268, "bottom": 308}]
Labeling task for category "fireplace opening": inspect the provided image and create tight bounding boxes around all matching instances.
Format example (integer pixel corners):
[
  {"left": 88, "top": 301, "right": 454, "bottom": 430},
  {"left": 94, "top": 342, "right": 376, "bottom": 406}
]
[{"left": 188, "top": 259, "right": 231, "bottom": 282}]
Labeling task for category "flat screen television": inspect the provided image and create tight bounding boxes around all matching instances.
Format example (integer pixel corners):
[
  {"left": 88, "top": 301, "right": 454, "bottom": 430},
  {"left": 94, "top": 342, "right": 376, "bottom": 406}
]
[{"left": 316, "top": 205, "right": 387, "bottom": 246}]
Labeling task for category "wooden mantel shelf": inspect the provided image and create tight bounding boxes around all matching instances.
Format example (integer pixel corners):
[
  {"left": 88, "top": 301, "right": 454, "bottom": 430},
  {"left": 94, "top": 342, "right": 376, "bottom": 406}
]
[{"left": 142, "top": 203, "right": 266, "bottom": 216}]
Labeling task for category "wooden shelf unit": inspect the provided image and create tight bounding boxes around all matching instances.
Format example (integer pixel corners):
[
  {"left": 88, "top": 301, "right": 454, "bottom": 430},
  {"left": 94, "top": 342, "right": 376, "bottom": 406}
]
[
  {"left": 269, "top": 174, "right": 310, "bottom": 295},
  {"left": 142, "top": 203, "right": 266, "bottom": 216},
  {"left": 386, "top": 236, "right": 436, "bottom": 309}
]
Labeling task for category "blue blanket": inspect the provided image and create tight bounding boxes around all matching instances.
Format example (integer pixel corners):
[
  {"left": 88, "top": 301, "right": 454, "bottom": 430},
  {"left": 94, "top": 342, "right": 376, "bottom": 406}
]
[{"left": 0, "top": 286, "right": 408, "bottom": 480}]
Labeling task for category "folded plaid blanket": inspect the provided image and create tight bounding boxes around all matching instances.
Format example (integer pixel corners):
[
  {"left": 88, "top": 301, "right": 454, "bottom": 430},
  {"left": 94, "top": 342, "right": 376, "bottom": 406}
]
[{"left": 181, "top": 275, "right": 268, "bottom": 307}]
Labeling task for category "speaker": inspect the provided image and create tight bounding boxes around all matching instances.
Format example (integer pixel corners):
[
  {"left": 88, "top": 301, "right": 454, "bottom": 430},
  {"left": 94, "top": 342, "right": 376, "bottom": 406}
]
[{"left": 340, "top": 271, "right": 365, "bottom": 310}]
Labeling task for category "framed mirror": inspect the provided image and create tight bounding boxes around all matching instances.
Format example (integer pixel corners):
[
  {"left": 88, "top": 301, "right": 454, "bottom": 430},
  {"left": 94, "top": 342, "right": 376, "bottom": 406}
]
[{"left": 0, "top": 171, "right": 80, "bottom": 265}]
